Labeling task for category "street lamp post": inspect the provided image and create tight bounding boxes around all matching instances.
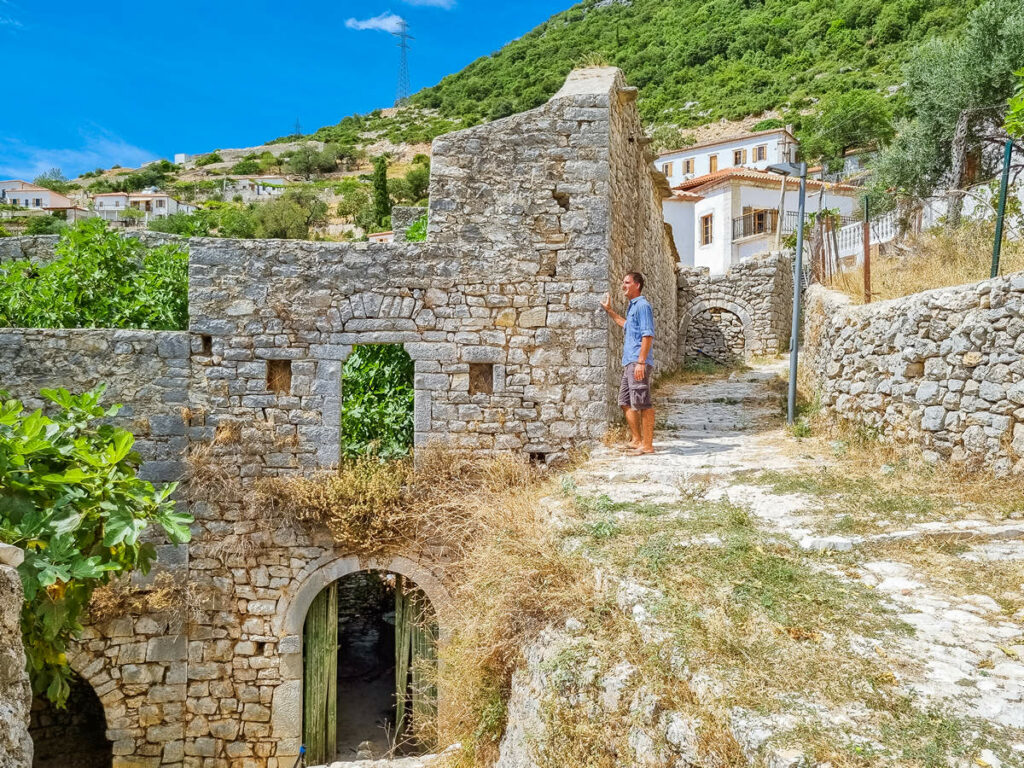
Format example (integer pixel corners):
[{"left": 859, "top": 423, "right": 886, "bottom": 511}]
[{"left": 767, "top": 161, "right": 808, "bottom": 425}]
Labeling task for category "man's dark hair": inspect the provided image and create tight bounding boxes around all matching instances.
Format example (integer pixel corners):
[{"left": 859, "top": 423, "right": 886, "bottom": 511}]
[{"left": 626, "top": 272, "right": 645, "bottom": 292}]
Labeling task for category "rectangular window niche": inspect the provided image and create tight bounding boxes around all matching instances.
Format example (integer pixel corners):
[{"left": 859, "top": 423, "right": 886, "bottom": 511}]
[{"left": 267, "top": 359, "right": 292, "bottom": 394}]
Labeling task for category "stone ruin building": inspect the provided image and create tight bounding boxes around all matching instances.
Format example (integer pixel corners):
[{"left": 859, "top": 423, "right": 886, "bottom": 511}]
[{"left": 0, "top": 68, "right": 792, "bottom": 768}]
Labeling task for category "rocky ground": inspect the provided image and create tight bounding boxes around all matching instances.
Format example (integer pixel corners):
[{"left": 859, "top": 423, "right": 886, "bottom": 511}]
[
  {"left": 498, "top": 359, "right": 1024, "bottom": 767},
  {"left": 314, "top": 359, "right": 1024, "bottom": 767}
]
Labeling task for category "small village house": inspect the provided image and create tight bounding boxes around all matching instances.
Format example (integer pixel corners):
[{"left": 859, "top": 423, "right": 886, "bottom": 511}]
[
  {"left": 91, "top": 190, "right": 196, "bottom": 224},
  {"left": 656, "top": 127, "right": 798, "bottom": 187},
  {"left": 664, "top": 168, "right": 861, "bottom": 274}
]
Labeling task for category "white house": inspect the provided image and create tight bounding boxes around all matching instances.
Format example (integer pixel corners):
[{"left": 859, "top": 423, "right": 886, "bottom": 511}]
[
  {"left": 92, "top": 191, "right": 196, "bottom": 224},
  {"left": 223, "top": 176, "right": 286, "bottom": 203},
  {"left": 664, "top": 167, "right": 862, "bottom": 274},
  {"left": 656, "top": 127, "right": 797, "bottom": 188},
  {"left": 2, "top": 182, "right": 77, "bottom": 212}
]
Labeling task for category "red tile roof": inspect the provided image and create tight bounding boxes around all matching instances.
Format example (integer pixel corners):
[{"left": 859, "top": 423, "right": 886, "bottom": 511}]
[{"left": 673, "top": 167, "right": 860, "bottom": 194}]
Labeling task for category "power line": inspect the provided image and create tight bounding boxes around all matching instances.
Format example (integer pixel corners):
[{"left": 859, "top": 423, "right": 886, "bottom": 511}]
[{"left": 393, "top": 20, "right": 413, "bottom": 107}]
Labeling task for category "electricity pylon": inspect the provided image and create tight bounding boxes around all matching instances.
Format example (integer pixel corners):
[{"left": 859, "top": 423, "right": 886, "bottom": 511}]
[{"left": 393, "top": 19, "right": 413, "bottom": 107}]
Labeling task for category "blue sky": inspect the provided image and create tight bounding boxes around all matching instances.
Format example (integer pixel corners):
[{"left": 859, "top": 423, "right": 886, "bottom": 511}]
[{"left": 0, "top": 0, "right": 570, "bottom": 180}]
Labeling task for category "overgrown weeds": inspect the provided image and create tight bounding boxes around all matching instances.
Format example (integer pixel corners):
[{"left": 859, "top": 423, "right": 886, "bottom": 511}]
[
  {"left": 88, "top": 571, "right": 207, "bottom": 631},
  {"left": 832, "top": 222, "right": 1024, "bottom": 304}
]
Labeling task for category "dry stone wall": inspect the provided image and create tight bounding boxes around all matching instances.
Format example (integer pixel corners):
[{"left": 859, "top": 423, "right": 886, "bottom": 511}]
[
  {"left": 804, "top": 275, "right": 1024, "bottom": 474},
  {"left": 0, "top": 545, "right": 31, "bottom": 768},
  {"left": 0, "top": 232, "right": 185, "bottom": 264},
  {"left": 0, "top": 67, "right": 682, "bottom": 768},
  {"left": 677, "top": 252, "right": 793, "bottom": 362}
]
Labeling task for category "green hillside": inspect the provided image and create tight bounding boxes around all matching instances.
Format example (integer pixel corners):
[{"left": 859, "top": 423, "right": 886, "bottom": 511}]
[{"left": 409, "top": 0, "right": 981, "bottom": 127}]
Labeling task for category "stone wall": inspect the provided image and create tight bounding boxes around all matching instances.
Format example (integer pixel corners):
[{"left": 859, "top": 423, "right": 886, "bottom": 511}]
[
  {"left": 677, "top": 252, "right": 792, "bottom": 362},
  {"left": 0, "top": 232, "right": 186, "bottom": 263},
  {"left": 804, "top": 275, "right": 1024, "bottom": 473},
  {"left": 0, "top": 544, "right": 31, "bottom": 768},
  {"left": 0, "top": 67, "right": 680, "bottom": 768},
  {"left": 606, "top": 75, "right": 679, "bottom": 390},
  {"left": 391, "top": 206, "right": 425, "bottom": 243}
]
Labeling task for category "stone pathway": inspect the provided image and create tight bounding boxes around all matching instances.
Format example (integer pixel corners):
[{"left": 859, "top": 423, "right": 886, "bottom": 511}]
[{"left": 572, "top": 358, "right": 1024, "bottom": 761}]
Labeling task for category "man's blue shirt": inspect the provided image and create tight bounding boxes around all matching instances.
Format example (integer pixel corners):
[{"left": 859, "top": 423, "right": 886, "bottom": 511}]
[{"left": 622, "top": 295, "right": 655, "bottom": 366}]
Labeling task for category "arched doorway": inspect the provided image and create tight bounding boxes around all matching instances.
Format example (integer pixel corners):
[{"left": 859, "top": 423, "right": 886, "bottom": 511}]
[
  {"left": 685, "top": 306, "right": 747, "bottom": 363},
  {"left": 30, "top": 674, "right": 112, "bottom": 768},
  {"left": 302, "top": 570, "right": 438, "bottom": 764}
]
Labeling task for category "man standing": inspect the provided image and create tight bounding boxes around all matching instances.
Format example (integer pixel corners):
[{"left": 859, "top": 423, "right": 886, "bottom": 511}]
[{"left": 601, "top": 272, "right": 655, "bottom": 455}]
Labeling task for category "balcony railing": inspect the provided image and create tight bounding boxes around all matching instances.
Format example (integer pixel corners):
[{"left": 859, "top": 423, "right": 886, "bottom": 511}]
[{"left": 731, "top": 209, "right": 779, "bottom": 240}]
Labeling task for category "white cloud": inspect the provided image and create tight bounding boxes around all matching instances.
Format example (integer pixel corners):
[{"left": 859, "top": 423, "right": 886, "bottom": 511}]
[
  {"left": 0, "top": 15, "right": 22, "bottom": 28},
  {"left": 345, "top": 12, "right": 406, "bottom": 34},
  {"left": 401, "top": 0, "right": 456, "bottom": 8},
  {"left": 0, "top": 129, "right": 158, "bottom": 180}
]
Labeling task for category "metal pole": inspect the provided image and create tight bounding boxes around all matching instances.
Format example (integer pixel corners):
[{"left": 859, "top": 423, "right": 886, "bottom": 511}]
[
  {"left": 862, "top": 196, "right": 871, "bottom": 303},
  {"left": 787, "top": 162, "right": 808, "bottom": 425},
  {"left": 991, "top": 138, "right": 1013, "bottom": 279}
]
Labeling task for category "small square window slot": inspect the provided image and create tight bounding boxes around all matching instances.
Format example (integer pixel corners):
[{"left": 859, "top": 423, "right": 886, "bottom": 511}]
[
  {"left": 267, "top": 360, "right": 292, "bottom": 395},
  {"left": 469, "top": 363, "right": 494, "bottom": 395},
  {"left": 200, "top": 335, "right": 213, "bottom": 355}
]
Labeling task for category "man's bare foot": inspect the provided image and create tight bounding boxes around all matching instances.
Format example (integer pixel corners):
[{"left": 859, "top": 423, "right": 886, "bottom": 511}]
[{"left": 630, "top": 447, "right": 655, "bottom": 455}]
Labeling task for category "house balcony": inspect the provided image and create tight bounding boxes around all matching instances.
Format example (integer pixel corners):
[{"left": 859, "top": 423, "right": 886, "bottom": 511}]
[{"left": 731, "top": 209, "right": 779, "bottom": 241}]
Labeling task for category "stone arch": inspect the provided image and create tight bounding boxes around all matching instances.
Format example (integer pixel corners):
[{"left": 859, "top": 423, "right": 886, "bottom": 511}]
[
  {"left": 31, "top": 646, "right": 118, "bottom": 767},
  {"left": 270, "top": 552, "right": 451, "bottom": 763},
  {"left": 679, "top": 297, "right": 756, "bottom": 362}
]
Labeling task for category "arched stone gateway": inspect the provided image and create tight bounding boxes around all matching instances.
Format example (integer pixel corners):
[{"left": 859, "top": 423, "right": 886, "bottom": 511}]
[
  {"left": 30, "top": 675, "right": 113, "bottom": 768},
  {"left": 680, "top": 298, "right": 756, "bottom": 363},
  {"left": 271, "top": 554, "right": 450, "bottom": 765}
]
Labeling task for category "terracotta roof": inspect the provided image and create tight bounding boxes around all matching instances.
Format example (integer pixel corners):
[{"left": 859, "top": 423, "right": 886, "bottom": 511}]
[
  {"left": 12, "top": 184, "right": 60, "bottom": 192},
  {"left": 667, "top": 191, "right": 704, "bottom": 202},
  {"left": 91, "top": 192, "right": 130, "bottom": 197},
  {"left": 673, "top": 167, "right": 861, "bottom": 194},
  {"left": 658, "top": 128, "right": 795, "bottom": 159}
]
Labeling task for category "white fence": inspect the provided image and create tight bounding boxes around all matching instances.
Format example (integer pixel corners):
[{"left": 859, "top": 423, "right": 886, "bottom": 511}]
[{"left": 836, "top": 211, "right": 898, "bottom": 263}]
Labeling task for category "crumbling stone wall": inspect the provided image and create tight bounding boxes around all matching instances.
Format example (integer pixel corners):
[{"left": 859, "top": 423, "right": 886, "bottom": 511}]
[
  {"left": 0, "top": 232, "right": 185, "bottom": 264},
  {"left": 804, "top": 275, "right": 1024, "bottom": 474},
  {"left": 606, "top": 74, "right": 679, "bottom": 392},
  {"left": 0, "top": 67, "right": 680, "bottom": 768},
  {"left": 677, "top": 252, "right": 792, "bottom": 362},
  {"left": 0, "top": 544, "right": 31, "bottom": 768},
  {"left": 391, "top": 205, "right": 425, "bottom": 243}
]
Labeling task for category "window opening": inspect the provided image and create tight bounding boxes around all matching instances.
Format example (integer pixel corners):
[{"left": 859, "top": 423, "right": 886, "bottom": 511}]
[
  {"left": 469, "top": 363, "right": 494, "bottom": 395},
  {"left": 700, "top": 214, "right": 713, "bottom": 245},
  {"left": 267, "top": 359, "right": 292, "bottom": 394},
  {"left": 342, "top": 345, "right": 414, "bottom": 459}
]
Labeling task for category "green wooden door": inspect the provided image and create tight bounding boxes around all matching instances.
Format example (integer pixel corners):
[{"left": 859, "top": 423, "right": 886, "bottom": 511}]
[
  {"left": 395, "top": 576, "right": 438, "bottom": 748},
  {"left": 303, "top": 582, "right": 338, "bottom": 764}
]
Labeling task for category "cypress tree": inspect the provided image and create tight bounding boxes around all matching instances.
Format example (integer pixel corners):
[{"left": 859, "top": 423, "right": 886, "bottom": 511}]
[{"left": 372, "top": 156, "right": 392, "bottom": 228}]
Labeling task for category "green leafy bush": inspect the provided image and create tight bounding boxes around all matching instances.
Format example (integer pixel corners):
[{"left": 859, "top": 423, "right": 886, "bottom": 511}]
[
  {"left": 0, "top": 386, "right": 192, "bottom": 704},
  {"left": 405, "top": 214, "right": 428, "bottom": 242},
  {"left": 24, "top": 216, "right": 67, "bottom": 235},
  {"left": 342, "top": 345, "right": 414, "bottom": 459},
  {"left": 230, "top": 158, "right": 261, "bottom": 175},
  {"left": 195, "top": 152, "right": 223, "bottom": 167},
  {"left": 0, "top": 219, "right": 188, "bottom": 330}
]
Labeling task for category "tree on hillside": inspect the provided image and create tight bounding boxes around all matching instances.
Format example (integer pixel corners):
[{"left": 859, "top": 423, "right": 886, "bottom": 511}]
[
  {"left": 33, "top": 169, "right": 71, "bottom": 194},
  {"left": 372, "top": 156, "right": 392, "bottom": 229},
  {"left": 872, "top": 0, "right": 1024, "bottom": 224},
  {"left": 253, "top": 188, "right": 328, "bottom": 239},
  {"left": 798, "top": 91, "right": 894, "bottom": 171}
]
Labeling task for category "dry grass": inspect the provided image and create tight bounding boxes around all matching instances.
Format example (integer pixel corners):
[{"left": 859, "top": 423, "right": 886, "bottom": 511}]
[
  {"left": 758, "top": 417, "right": 1024, "bottom": 533},
  {"left": 831, "top": 222, "right": 1024, "bottom": 304},
  {"left": 254, "top": 444, "right": 596, "bottom": 766},
  {"left": 88, "top": 571, "right": 207, "bottom": 631}
]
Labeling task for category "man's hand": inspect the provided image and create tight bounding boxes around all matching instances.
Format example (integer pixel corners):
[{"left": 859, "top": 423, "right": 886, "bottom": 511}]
[
  {"left": 633, "top": 362, "right": 646, "bottom": 382},
  {"left": 600, "top": 292, "right": 611, "bottom": 312}
]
